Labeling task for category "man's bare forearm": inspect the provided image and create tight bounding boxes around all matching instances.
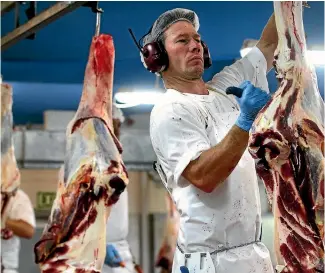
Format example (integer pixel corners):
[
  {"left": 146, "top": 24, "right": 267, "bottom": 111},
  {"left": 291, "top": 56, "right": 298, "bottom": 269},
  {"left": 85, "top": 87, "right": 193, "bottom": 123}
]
[
  {"left": 6, "top": 219, "right": 34, "bottom": 238},
  {"left": 256, "top": 13, "right": 278, "bottom": 71},
  {"left": 183, "top": 125, "right": 249, "bottom": 193}
]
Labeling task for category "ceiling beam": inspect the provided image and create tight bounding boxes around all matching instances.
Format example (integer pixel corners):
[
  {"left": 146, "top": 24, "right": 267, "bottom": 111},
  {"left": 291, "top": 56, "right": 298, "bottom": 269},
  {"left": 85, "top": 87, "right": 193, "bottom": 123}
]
[
  {"left": 1, "top": 1, "right": 16, "bottom": 15},
  {"left": 1, "top": 1, "right": 88, "bottom": 51}
]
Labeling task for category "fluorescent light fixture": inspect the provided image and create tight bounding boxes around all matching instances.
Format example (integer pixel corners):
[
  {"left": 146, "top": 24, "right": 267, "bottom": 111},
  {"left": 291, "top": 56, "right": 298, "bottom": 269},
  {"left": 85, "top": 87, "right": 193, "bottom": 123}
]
[
  {"left": 240, "top": 47, "right": 325, "bottom": 65},
  {"left": 114, "top": 90, "right": 164, "bottom": 108},
  {"left": 307, "top": 50, "right": 325, "bottom": 66}
]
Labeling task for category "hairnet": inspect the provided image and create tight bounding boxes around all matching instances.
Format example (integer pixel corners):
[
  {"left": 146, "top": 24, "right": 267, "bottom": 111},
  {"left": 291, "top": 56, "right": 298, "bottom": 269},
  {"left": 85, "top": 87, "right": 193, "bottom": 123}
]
[
  {"left": 142, "top": 8, "right": 200, "bottom": 46},
  {"left": 112, "top": 103, "right": 125, "bottom": 123}
]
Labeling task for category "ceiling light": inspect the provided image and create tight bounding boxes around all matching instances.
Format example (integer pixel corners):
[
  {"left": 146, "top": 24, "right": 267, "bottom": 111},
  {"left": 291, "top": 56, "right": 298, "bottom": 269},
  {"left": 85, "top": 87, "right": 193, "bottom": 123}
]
[
  {"left": 114, "top": 90, "right": 164, "bottom": 108},
  {"left": 307, "top": 50, "right": 325, "bottom": 66}
]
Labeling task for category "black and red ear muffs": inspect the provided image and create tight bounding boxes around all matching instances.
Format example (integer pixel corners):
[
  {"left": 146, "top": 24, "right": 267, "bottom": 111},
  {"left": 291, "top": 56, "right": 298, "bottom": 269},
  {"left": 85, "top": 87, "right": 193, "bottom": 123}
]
[
  {"left": 141, "top": 40, "right": 169, "bottom": 73},
  {"left": 201, "top": 41, "right": 212, "bottom": 70},
  {"left": 129, "top": 28, "right": 212, "bottom": 74}
]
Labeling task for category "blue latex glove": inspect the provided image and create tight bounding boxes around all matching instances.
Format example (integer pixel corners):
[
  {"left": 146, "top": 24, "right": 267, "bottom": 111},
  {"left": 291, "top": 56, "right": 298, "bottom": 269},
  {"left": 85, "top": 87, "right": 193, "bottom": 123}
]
[
  {"left": 104, "top": 244, "right": 122, "bottom": 267},
  {"left": 226, "top": 81, "right": 273, "bottom": 132},
  {"left": 180, "top": 266, "right": 190, "bottom": 273}
]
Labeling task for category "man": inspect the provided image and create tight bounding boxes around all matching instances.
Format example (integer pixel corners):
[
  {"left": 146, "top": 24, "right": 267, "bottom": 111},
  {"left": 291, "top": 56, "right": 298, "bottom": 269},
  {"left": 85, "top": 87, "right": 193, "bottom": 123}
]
[
  {"left": 140, "top": 8, "right": 278, "bottom": 273},
  {"left": 1, "top": 189, "right": 36, "bottom": 273},
  {"left": 102, "top": 104, "right": 141, "bottom": 273}
]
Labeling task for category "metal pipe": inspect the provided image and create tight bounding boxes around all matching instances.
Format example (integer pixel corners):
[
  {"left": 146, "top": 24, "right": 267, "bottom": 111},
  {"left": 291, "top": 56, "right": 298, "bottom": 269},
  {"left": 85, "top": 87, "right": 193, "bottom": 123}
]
[
  {"left": 21, "top": 160, "right": 154, "bottom": 171},
  {"left": 1, "top": 1, "right": 87, "bottom": 51},
  {"left": 1, "top": 1, "right": 16, "bottom": 16},
  {"left": 93, "top": 2, "right": 103, "bottom": 37},
  {"left": 140, "top": 172, "right": 150, "bottom": 273},
  {"left": 14, "top": 2, "right": 20, "bottom": 28},
  {"left": 95, "top": 11, "right": 101, "bottom": 36}
]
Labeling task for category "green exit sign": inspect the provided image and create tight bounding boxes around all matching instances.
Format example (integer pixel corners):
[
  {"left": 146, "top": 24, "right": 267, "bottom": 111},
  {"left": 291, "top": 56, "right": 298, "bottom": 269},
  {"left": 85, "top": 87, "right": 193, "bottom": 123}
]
[{"left": 37, "top": 192, "right": 56, "bottom": 210}]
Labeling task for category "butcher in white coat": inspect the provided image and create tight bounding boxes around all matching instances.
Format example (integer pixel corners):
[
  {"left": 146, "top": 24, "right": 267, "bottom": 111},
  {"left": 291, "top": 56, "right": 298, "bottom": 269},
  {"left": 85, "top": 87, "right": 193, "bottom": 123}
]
[
  {"left": 139, "top": 8, "right": 278, "bottom": 273},
  {"left": 1, "top": 189, "right": 36, "bottom": 273},
  {"left": 102, "top": 104, "right": 141, "bottom": 273}
]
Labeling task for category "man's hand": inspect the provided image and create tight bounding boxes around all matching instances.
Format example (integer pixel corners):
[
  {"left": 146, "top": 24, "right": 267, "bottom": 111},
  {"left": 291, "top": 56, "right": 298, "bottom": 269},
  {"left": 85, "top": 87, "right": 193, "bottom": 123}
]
[
  {"left": 180, "top": 266, "right": 189, "bottom": 273},
  {"left": 1, "top": 228, "right": 14, "bottom": 240},
  {"left": 104, "top": 244, "right": 123, "bottom": 267},
  {"left": 226, "top": 81, "right": 273, "bottom": 132}
]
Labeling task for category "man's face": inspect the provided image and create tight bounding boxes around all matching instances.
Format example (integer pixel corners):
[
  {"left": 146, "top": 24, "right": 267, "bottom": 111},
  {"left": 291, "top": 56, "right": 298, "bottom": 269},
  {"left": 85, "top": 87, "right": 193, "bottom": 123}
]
[
  {"left": 163, "top": 21, "right": 204, "bottom": 80},
  {"left": 113, "top": 119, "right": 121, "bottom": 140}
]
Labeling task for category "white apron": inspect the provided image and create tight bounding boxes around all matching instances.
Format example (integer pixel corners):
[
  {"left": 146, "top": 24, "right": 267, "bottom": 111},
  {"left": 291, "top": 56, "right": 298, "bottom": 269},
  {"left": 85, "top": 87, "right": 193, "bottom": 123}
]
[
  {"left": 106, "top": 190, "right": 129, "bottom": 243},
  {"left": 1, "top": 235, "right": 20, "bottom": 273},
  {"left": 155, "top": 92, "right": 274, "bottom": 273},
  {"left": 102, "top": 190, "right": 140, "bottom": 273}
]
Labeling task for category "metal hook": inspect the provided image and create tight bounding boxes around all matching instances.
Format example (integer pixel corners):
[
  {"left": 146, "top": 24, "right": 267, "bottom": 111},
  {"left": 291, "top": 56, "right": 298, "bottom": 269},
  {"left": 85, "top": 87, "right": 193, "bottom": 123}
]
[
  {"left": 82, "top": 2, "right": 103, "bottom": 36},
  {"left": 95, "top": 4, "right": 103, "bottom": 36},
  {"left": 95, "top": 11, "right": 102, "bottom": 36}
]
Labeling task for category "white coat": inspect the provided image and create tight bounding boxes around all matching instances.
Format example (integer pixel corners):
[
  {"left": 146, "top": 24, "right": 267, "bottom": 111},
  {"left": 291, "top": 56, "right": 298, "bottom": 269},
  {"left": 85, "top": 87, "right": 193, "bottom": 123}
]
[{"left": 102, "top": 190, "right": 139, "bottom": 273}]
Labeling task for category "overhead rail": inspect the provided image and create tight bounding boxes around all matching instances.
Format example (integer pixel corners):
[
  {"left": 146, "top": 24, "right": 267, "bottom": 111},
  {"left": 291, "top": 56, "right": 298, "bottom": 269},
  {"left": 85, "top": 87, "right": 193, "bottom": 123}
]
[
  {"left": 1, "top": 1, "right": 16, "bottom": 15},
  {"left": 1, "top": 1, "right": 103, "bottom": 51}
]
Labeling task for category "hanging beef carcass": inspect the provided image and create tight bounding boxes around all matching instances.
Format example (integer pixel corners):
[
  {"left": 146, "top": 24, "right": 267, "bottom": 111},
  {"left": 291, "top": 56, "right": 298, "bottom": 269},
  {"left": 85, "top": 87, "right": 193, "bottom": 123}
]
[
  {"left": 248, "top": 2, "right": 324, "bottom": 272},
  {"left": 1, "top": 83, "right": 21, "bottom": 229},
  {"left": 34, "top": 34, "right": 129, "bottom": 273}
]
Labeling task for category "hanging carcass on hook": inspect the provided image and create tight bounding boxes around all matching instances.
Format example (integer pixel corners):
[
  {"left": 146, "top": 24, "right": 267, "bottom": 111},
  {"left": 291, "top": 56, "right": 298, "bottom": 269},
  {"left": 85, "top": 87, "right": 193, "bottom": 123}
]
[
  {"left": 34, "top": 31, "right": 129, "bottom": 273},
  {"left": 1, "top": 82, "right": 21, "bottom": 233},
  {"left": 248, "top": 1, "right": 324, "bottom": 272}
]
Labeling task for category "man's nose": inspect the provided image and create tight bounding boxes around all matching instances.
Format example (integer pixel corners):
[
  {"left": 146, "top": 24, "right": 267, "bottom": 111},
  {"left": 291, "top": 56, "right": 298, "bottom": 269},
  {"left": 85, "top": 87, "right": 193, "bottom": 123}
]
[{"left": 189, "top": 39, "right": 201, "bottom": 53}]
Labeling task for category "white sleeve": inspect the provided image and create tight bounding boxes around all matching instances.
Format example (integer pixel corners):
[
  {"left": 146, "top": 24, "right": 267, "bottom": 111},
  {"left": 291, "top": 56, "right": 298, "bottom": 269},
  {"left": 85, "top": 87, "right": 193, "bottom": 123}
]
[
  {"left": 151, "top": 102, "right": 210, "bottom": 187},
  {"left": 9, "top": 190, "right": 36, "bottom": 228},
  {"left": 207, "top": 46, "right": 269, "bottom": 92}
]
